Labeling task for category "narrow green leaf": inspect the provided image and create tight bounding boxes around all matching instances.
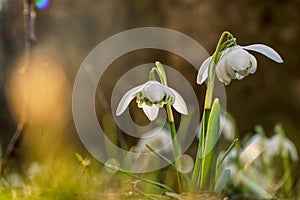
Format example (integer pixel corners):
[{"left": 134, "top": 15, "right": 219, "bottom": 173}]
[
  {"left": 200, "top": 98, "right": 220, "bottom": 190},
  {"left": 192, "top": 108, "right": 211, "bottom": 189},
  {"left": 146, "top": 145, "right": 192, "bottom": 191},
  {"left": 146, "top": 145, "right": 178, "bottom": 171},
  {"left": 149, "top": 69, "right": 156, "bottom": 81},
  {"left": 215, "top": 169, "right": 230, "bottom": 193},
  {"left": 155, "top": 61, "right": 167, "bottom": 83},
  {"left": 191, "top": 115, "right": 205, "bottom": 186},
  {"left": 105, "top": 163, "right": 175, "bottom": 193},
  {"left": 217, "top": 139, "right": 239, "bottom": 168},
  {"left": 239, "top": 172, "right": 273, "bottom": 199}
]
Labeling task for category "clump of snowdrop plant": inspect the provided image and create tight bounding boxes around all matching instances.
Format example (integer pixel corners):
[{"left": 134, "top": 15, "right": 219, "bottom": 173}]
[
  {"left": 109, "top": 31, "right": 286, "bottom": 197},
  {"left": 218, "top": 124, "right": 298, "bottom": 199},
  {"left": 192, "top": 31, "right": 283, "bottom": 193}
]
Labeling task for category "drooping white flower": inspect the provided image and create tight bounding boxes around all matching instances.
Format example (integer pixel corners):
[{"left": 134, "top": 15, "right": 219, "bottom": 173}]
[
  {"left": 266, "top": 133, "right": 298, "bottom": 162},
  {"left": 197, "top": 44, "right": 283, "bottom": 85},
  {"left": 239, "top": 133, "right": 266, "bottom": 166},
  {"left": 116, "top": 80, "right": 188, "bottom": 121}
]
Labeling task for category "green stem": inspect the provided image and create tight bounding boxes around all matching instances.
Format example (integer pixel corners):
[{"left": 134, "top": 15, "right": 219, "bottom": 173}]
[
  {"left": 166, "top": 104, "right": 179, "bottom": 156},
  {"left": 191, "top": 109, "right": 210, "bottom": 188},
  {"left": 282, "top": 149, "right": 292, "bottom": 198},
  {"left": 275, "top": 124, "right": 292, "bottom": 197},
  {"left": 153, "top": 63, "right": 183, "bottom": 192},
  {"left": 191, "top": 116, "right": 204, "bottom": 186},
  {"left": 204, "top": 31, "right": 231, "bottom": 109},
  {"left": 166, "top": 103, "right": 183, "bottom": 192},
  {"left": 279, "top": 132, "right": 292, "bottom": 198}
]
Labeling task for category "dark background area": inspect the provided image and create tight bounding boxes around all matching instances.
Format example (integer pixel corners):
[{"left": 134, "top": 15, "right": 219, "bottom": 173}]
[{"left": 0, "top": 0, "right": 299, "bottom": 157}]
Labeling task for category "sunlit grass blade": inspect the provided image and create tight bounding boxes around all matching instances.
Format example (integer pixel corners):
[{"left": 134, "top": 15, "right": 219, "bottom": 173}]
[
  {"left": 146, "top": 144, "right": 193, "bottom": 191},
  {"left": 105, "top": 162, "right": 175, "bottom": 193}
]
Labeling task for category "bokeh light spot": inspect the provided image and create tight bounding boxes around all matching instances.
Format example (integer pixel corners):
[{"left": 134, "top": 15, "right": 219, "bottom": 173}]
[{"left": 35, "top": 0, "right": 49, "bottom": 10}]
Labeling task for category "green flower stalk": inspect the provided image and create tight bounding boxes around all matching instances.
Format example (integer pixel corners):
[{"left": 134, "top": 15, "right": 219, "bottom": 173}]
[{"left": 192, "top": 31, "right": 234, "bottom": 191}]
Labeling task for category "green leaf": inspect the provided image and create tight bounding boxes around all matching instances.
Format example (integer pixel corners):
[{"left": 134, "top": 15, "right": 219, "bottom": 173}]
[
  {"left": 200, "top": 98, "right": 220, "bottom": 191},
  {"left": 149, "top": 69, "right": 156, "bottom": 81},
  {"left": 146, "top": 145, "right": 193, "bottom": 191},
  {"left": 105, "top": 163, "right": 175, "bottom": 193},
  {"left": 238, "top": 172, "right": 273, "bottom": 199},
  {"left": 191, "top": 112, "right": 206, "bottom": 187},
  {"left": 217, "top": 139, "right": 239, "bottom": 168},
  {"left": 215, "top": 169, "right": 230, "bottom": 193},
  {"left": 155, "top": 61, "right": 167, "bottom": 85}
]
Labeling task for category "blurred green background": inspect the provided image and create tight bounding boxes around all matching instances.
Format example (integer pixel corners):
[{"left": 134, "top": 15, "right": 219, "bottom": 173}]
[{"left": 0, "top": 0, "right": 299, "bottom": 166}]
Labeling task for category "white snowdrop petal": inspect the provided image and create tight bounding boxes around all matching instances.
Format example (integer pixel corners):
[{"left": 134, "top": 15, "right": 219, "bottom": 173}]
[
  {"left": 284, "top": 139, "right": 298, "bottom": 161},
  {"left": 266, "top": 134, "right": 280, "bottom": 158},
  {"left": 242, "top": 44, "right": 284, "bottom": 63},
  {"left": 216, "top": 58, "right": 232, "bottom": 85},
  {"left": 226, "top": 64, "right": 236, "bottom": 79},
  {"left": 144, "top": 81, "right": 165, "bottom": 102},
  {"left": 227, "top": 48, "right": 251, "bottom": 71},
  {"left": 197, "top": 57, "right": 211, "bottom": 84},
  {"left": 167, "top": 87, "right": 188, "bottom": 115},
  {"left": 240, "top": 134, "right": 265, "bottom": 165},
  {"left": 116, "top": 84, "right": 146, "bottom": 116},
  {"left": 142, "top": 105, "right": 159, "bottom": 121},
  {"left": 249, "top": 54, "right": 257, "bottom": 74}
]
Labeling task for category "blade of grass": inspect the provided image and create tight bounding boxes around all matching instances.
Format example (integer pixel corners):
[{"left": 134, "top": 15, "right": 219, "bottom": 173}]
[
  {"left": 146, "top": 145, "right": 192, "bottom": 191},
  {"left": 105, "top": 163, "right": 175, "bottom": 193},
  {"left": 217, "top": 139, "right": 238, "bottom": 168}
]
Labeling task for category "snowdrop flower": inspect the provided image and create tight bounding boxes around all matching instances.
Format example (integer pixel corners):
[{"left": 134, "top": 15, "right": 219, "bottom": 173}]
[
  {"left": 197, "top": 44, "right": 283, "bottom": 85},
  {"left": 239, "top": 133, "right": 266, "bottom": 166},
  {"left": 116, "top": 80, "right": 188, "bottom": 121},
  {"left": 266, "top": 133, "right": 298, "bottom": 162}
]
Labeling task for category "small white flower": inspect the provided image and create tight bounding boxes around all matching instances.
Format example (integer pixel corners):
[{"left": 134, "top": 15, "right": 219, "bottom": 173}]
[
  {"left": 239, "top": 133, "right": 266, "bottom": 166},
  {"left": 197, "top": 44, "right": 283, "bottom": 85},
  {"left": 266, "top": 133, "right": 298, "bottom": 162},
  {"left": 116, "top": 80, "right": 188, "bottom": 121}
]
